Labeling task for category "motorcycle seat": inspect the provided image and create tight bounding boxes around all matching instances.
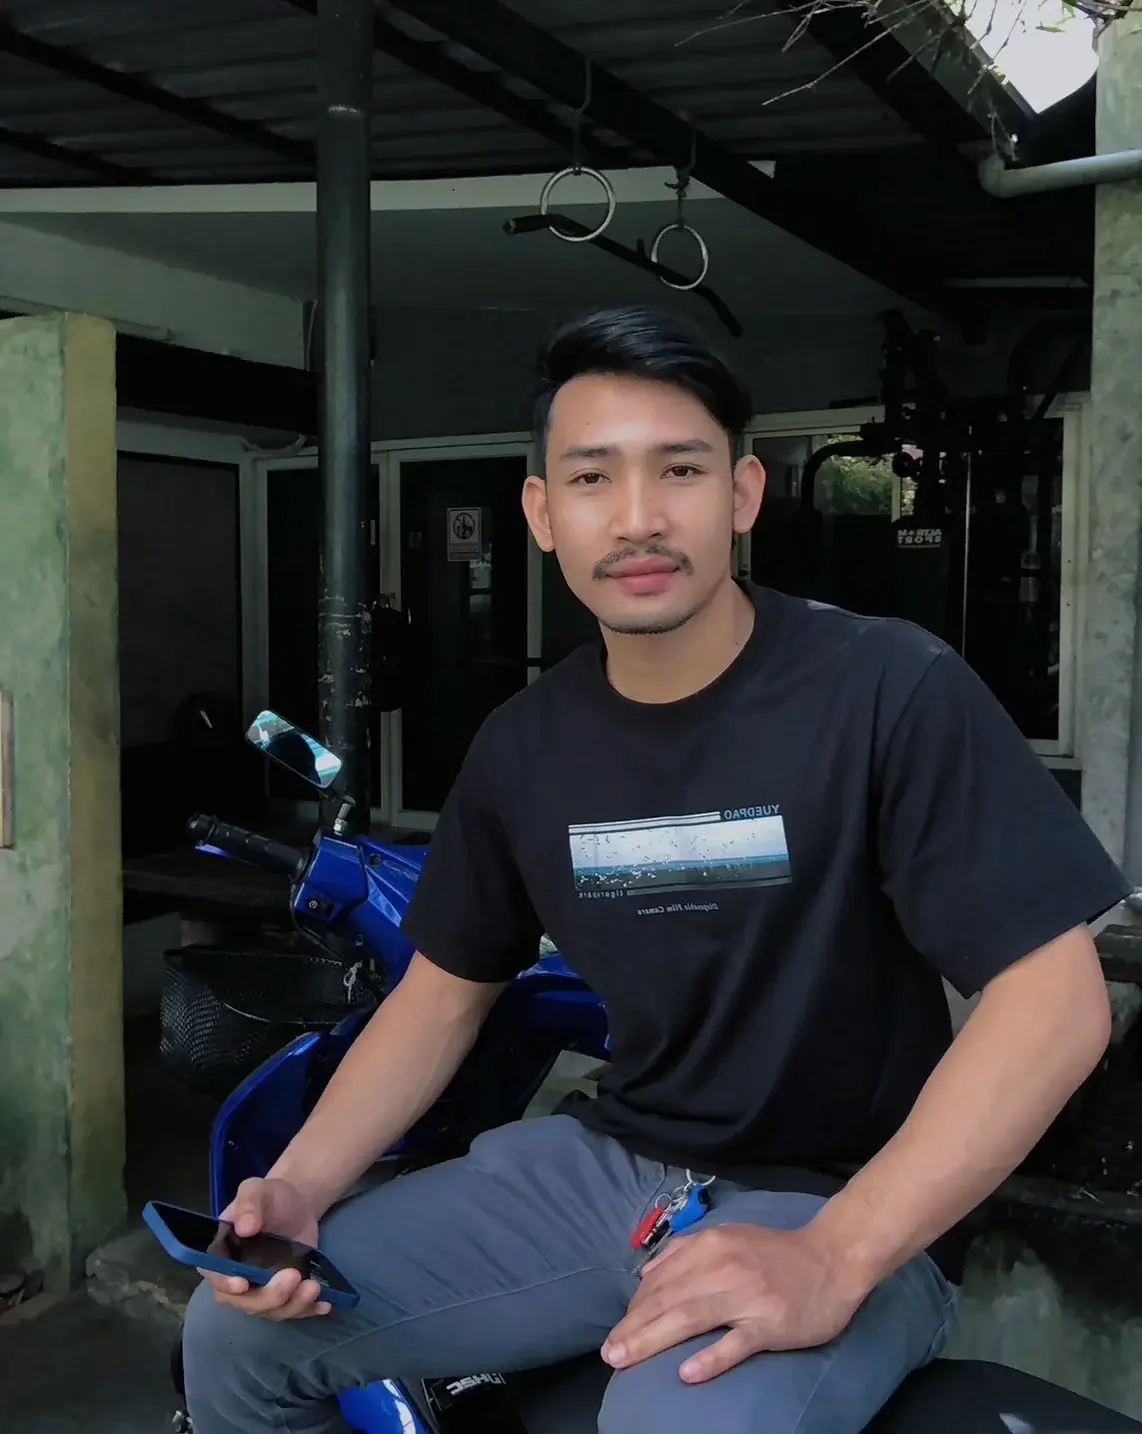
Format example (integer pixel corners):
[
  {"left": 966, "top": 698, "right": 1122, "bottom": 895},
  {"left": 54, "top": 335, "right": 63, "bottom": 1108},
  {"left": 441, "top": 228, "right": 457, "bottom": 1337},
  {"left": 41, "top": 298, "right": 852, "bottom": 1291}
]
[{"left": 507, "top": 1353, "right": 1142, "bottom": 1434}]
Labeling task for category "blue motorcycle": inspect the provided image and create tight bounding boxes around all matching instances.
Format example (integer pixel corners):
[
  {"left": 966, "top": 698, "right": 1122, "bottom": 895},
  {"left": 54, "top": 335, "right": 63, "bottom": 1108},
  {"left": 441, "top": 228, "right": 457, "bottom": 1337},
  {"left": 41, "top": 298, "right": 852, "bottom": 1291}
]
[{"left": 170, "top": 711, "right": 1140, "bottom": 1434}]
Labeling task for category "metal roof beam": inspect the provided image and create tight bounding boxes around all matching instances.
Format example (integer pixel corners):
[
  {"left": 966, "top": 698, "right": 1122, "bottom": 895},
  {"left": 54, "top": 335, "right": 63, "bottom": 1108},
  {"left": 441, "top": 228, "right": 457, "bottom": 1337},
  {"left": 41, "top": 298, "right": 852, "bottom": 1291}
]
[
  {"left": 285, "top": 0, "right": 635, "bottom": 168},
  {"left": 386, "top": 0, "right": 953, "bottom": 315},
  {"left": 0, "top": 123, "right": 150, "bottom": 184},
  {"left": 0, "top": 19, "right": 313, "bottom": 169},
  {"left": 766, "top": 0, "right": 1031, "bottom": 156}
]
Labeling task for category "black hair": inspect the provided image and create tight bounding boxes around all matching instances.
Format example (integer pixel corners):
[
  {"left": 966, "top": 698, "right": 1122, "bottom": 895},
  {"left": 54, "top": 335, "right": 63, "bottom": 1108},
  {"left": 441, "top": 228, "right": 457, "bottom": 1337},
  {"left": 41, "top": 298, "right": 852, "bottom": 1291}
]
[{"left": 532, "top": 305, "right": 753, "bottom": 465}]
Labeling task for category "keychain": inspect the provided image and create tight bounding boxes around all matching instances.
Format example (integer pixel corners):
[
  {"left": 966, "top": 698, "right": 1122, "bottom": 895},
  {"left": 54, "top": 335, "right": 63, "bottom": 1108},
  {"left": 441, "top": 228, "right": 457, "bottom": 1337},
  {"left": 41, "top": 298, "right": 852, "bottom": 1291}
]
[
  {"left": 630, "top": 1172, "right": 716, "bottom": 1257},
  {"left": 669, "top": 1181, "right": 713, "bottom": 1233}
]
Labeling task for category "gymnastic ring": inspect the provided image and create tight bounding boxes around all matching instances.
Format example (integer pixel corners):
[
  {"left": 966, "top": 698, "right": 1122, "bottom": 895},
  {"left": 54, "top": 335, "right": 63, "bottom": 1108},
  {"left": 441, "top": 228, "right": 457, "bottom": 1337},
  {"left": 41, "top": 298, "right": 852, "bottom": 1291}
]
[
  {"left": 539, "top": 166, "right": 617, "bottom": 243},
  {"left": 650, "top": 222, "right": 710, "bottom": 291}
]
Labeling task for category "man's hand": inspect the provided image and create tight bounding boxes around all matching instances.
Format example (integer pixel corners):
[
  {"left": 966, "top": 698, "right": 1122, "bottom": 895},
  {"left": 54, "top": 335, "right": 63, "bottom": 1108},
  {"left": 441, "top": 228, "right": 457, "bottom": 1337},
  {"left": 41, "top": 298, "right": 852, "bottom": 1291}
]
[
  {"left": 201, "top": 1177, "right": 331, "bottom": 1321},
  {"left": 602, "top": 1223, "right": 867, "bottom": 1383}
]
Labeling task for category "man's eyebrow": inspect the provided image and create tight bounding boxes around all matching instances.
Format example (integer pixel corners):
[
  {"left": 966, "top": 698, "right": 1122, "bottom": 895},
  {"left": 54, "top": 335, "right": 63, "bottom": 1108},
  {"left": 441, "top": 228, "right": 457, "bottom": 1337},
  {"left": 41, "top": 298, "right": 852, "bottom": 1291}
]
[
  {"left": 558, "top": 443, "right": 616, "bottom": 461},
  {"left": 654, "top": 439, "right": 715, "bottom": 456},
  {"left": 555, "top": 438, "right": 716, "bottom": 462}
]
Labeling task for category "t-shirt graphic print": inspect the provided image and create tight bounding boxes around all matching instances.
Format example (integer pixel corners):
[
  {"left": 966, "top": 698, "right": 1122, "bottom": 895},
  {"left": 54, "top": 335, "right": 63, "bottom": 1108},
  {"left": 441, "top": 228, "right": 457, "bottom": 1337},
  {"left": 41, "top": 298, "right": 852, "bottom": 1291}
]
[{"left": 569, "top": 807, "right": 791, "bottom": 906}]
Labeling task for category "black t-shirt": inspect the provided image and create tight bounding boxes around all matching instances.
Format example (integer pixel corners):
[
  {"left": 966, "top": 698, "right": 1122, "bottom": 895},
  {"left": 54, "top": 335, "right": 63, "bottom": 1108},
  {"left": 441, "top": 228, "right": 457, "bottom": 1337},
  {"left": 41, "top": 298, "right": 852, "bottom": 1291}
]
[{"left": 401, "top": 583, "right": 1128, "bottom": 1280}]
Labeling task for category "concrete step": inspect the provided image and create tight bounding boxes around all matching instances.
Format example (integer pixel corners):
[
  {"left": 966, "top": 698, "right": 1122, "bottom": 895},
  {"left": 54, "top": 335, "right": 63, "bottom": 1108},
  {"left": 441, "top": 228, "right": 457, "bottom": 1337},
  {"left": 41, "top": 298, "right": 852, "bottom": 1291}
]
[
  {"left": 1098, "top": 923, "right": 1142, "bottom": 986},
  {"left": 86, "top": 1226, "right": 197, "bottom": 1327}
]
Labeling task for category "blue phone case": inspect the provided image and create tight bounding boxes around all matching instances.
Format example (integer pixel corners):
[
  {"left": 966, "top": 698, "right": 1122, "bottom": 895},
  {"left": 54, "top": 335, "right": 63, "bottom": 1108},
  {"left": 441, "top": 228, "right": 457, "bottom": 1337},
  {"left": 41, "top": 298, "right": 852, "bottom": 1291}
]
[{"left": 142, "top": 1200, "right": 360, "bottom": 1309}]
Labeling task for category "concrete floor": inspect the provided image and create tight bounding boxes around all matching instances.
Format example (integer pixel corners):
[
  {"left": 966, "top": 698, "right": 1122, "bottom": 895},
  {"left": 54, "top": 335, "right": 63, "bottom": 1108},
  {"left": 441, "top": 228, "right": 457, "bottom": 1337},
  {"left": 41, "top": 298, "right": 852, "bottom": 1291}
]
[
  {"left": 1, "top": 1017, "right": 213, "bottom": 1433},
  {"left": 1, "top": 1296, "right": 178, "bottom": 1434}
]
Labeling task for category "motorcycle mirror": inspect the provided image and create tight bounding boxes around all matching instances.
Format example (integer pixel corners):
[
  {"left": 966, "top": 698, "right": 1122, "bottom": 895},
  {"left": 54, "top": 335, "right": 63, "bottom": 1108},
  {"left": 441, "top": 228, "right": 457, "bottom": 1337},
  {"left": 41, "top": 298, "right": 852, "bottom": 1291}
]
[{"left": 244, "top": 710, "right": 343, "bottom": 791}]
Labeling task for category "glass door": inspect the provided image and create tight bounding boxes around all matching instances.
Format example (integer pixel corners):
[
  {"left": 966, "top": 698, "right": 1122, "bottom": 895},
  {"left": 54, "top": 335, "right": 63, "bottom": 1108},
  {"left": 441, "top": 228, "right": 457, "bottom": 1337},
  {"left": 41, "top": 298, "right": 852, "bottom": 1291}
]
[
  {"left": 745, "top": 403, "right": 1082, "bottom": 758},
  {"left": 380, "top": 442, "right": 538, "bottom": 828}
]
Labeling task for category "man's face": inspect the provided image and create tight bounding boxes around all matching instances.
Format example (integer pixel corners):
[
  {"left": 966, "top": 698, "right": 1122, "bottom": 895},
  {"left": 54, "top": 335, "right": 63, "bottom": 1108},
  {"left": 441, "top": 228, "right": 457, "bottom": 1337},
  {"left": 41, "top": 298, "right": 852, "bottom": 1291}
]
[{"left": 523, "top": 373, "right": 765, "bottom": 636}]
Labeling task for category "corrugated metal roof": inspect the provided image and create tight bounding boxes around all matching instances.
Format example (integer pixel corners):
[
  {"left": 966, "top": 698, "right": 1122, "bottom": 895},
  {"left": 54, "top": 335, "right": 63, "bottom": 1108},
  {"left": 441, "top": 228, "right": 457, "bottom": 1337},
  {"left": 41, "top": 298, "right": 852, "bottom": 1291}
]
[{"left": 0, "top": 0, "right": 924, "bottom": 186}]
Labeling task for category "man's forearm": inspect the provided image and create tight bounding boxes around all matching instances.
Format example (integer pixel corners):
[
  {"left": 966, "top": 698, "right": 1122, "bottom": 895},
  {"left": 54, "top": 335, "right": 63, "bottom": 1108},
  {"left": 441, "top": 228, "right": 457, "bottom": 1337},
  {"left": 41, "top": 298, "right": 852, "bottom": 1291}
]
[
  {"left": 808, "top": 926, "right": 1111, "bottom": 1301},
  {"left": 269, "top": 955, "right": 504, "bottom": 1218}
]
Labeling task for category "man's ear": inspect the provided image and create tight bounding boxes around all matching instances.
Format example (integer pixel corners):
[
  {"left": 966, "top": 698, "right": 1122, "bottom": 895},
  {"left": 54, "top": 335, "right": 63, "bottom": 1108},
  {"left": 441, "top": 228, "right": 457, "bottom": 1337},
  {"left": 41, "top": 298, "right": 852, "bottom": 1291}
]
[
  {"left": 732, "top": 453, "right": 766, "bottom": 536},
  {"left": 522, "top": 474, "right": 555, "bottom": 553}
]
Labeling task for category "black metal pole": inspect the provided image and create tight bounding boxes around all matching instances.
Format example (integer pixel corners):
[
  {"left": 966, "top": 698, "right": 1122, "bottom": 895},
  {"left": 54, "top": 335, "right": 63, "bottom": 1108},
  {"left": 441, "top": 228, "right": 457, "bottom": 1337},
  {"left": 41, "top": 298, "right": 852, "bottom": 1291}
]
[{"left": 317, "top": 0, "right": 372, "bottom": 829}]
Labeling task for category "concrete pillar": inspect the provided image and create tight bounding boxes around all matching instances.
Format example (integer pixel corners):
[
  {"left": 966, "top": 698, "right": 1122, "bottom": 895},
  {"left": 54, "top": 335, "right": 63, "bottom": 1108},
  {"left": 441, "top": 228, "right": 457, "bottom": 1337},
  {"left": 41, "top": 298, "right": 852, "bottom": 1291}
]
[
  {"left": 0, "top": 313, "right": 125, "bottom": 1290},
  {"left": 1081, "top": 11, "right": 1142, "bottom": 883}
]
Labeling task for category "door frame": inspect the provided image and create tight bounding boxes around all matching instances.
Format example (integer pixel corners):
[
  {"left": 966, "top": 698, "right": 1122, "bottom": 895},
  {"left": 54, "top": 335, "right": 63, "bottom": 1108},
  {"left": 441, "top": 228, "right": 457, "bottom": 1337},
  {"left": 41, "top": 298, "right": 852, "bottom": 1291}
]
[
  {"left": 377, "top": 433, "right": 538, "bottom": 830},
  {"left": 247, "top": 432, "right": 539, "bottom": 829}
]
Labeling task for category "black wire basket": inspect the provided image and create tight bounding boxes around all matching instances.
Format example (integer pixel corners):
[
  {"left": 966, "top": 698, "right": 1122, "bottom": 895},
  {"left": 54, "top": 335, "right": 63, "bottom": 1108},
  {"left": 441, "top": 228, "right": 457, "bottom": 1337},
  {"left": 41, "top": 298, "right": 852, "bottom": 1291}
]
[{"left": 160, "top": 944, "right": 384, "bottom": 1099}]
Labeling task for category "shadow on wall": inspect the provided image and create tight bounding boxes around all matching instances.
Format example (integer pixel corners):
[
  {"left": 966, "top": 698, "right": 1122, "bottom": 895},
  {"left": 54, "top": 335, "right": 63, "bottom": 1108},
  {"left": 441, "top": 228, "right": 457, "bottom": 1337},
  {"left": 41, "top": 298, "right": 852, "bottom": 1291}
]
[{"left": 0, "top": 1178, "right": 34, "bottom": 1276}]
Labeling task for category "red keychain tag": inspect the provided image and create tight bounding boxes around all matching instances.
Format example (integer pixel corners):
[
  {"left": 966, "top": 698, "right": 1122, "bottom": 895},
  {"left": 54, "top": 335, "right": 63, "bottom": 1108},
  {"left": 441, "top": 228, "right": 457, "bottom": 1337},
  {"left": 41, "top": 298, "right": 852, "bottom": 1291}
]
[{"left": 630, "top": 1202, "right": 667, "bottom": 1250}]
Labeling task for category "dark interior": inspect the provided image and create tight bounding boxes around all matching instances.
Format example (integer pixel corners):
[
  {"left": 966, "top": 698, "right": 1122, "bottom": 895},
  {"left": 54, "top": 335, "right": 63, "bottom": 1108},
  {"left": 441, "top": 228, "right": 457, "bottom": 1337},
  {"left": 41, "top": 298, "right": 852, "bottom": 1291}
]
[
  {"left": 398, "top": 454, "right": 530, "bottom": 813},
  {"left": 117, "top": 454, "right": 264, "bottom": 859}
]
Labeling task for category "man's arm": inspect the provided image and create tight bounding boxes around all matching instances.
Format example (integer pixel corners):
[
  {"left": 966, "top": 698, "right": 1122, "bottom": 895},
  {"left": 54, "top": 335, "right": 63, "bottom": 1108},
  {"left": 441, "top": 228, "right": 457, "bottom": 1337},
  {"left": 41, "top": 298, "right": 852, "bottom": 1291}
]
[
  {"left": 603, "top": 640, "right": 1127, "bottom": 1380},
  {"left": 203, "top": 954, "right": 509, "bottom": 1320},
  {"left": 807, "top": 923, "right": 1111, "bottom": 1304},
  {"left": 269, "top": 954, "right": 506, "bottom": 1218},
  {"left": 810, "top": 641, "right": 1123, "bottom": 1289},
  {"left": 274, "top": 711, "right": 540, "bottom": 1218},
  {"left": 202, "top": 712, "right": 543, "bottom": 1320},
  {"left": 603, "top": 923, "right": 1113, "bottom": 1381}
]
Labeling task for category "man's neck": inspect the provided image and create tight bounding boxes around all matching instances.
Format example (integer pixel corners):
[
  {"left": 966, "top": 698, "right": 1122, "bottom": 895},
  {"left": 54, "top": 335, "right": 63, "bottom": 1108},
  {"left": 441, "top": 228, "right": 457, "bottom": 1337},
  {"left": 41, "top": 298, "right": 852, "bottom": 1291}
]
[{"left": 602, "top": 579, "right": 756, "bottom": 705}]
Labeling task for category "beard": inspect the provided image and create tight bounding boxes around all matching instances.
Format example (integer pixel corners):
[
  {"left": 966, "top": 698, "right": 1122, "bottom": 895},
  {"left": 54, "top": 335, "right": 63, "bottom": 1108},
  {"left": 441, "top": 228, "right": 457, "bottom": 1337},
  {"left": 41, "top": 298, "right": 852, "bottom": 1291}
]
[{"left": 599, "top": 605, "right": 700, "bottom": 636}]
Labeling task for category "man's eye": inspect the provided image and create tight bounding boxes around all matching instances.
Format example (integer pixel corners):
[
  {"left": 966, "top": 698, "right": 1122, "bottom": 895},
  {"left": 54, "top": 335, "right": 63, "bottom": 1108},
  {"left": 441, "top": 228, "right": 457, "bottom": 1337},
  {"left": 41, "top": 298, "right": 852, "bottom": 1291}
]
[
  {"left": 573, "top": 471, "right": 607, "bottom": 486},
  {"left": 666, "top": 465, "right": 700, "bottom": 478}
]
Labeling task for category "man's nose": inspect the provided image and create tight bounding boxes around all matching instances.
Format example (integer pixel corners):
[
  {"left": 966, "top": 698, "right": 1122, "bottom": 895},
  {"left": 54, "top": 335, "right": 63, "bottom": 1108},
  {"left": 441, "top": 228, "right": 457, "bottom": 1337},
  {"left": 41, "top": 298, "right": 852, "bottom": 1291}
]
[{"left": 610, "top": 474, "right": 666, "bottom": 544}]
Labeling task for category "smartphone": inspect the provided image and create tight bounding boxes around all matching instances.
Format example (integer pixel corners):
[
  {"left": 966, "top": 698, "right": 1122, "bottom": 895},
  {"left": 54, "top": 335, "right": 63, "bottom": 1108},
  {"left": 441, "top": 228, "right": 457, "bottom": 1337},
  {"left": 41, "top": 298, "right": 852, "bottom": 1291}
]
[{"left": 142, "top": 1200, "right": 360, "bottom": 1309}]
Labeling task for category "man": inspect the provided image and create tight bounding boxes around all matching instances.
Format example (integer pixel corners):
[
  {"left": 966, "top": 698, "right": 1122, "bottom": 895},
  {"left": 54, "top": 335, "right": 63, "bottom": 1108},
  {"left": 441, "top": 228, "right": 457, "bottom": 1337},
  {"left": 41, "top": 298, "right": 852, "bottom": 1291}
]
[{"left": 184, "top": 306, "right": 1124, "bottom": 1433}]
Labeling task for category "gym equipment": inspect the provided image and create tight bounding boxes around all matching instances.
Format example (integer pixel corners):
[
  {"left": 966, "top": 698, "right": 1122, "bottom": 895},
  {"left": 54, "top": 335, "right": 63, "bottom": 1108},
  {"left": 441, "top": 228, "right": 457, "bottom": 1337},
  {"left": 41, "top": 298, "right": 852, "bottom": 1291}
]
[
  {"left": 503, "top": 211, "right": 741, "bottom": 335},
  {"left": 509, "top": 105, "right": 737, "bottom": 334},
  {"left": 751, "top": 309, "right": 1079, "bottom": 743}
]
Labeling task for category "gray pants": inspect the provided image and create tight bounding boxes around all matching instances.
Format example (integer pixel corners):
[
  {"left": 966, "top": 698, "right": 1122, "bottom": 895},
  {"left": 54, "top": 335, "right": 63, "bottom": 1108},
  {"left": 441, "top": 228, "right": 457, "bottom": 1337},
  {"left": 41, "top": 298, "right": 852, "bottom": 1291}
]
[{"left": 183, "top": 1114, "right": 958, "bottom": 1434}]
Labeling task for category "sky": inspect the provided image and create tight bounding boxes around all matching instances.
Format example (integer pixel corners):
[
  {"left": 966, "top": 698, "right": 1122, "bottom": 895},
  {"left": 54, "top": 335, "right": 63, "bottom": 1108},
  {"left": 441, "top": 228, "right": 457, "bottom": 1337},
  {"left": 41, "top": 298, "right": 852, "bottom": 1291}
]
[{"left": 960, "top": 0, "right": 1098, "bottom": 111}]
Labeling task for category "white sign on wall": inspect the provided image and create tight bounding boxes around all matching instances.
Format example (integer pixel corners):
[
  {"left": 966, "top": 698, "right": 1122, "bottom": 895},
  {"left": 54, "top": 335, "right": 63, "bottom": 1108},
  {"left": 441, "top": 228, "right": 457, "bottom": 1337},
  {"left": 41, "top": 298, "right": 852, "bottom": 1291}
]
[{"left": 446, "top": 506, "right": 482, "bottom": 561}]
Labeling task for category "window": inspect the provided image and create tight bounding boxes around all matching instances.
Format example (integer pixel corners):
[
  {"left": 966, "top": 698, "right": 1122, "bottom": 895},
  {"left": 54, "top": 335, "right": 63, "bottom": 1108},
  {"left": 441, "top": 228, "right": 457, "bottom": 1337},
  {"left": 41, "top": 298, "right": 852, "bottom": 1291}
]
[{"left": 746, "top": 404, "right": 1085, "bottom": 759}]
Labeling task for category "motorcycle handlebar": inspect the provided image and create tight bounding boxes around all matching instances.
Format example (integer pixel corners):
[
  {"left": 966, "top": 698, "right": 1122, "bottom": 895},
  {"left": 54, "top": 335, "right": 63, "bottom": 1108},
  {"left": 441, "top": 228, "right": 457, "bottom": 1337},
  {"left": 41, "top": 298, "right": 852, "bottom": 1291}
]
[{"left": 187, "top": 814, "right": 306, "bottom": 878}]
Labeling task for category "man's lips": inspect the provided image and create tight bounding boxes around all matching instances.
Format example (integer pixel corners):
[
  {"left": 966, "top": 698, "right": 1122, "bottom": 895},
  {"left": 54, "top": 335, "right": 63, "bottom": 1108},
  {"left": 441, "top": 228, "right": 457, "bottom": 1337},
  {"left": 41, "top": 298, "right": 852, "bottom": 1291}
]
[
  {"left": 605, "top": 557, "right": 682, "bottom": 595},
  {"left": 605, "top": 557, "right": 679, "bottom": 579}
]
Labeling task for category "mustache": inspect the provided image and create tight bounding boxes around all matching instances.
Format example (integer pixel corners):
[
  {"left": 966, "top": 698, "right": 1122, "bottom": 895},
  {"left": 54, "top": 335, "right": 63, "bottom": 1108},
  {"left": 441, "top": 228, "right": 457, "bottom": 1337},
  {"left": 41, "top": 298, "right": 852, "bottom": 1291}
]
[{"left": 592, "top": 542, "right": 694, "bottom": 582}]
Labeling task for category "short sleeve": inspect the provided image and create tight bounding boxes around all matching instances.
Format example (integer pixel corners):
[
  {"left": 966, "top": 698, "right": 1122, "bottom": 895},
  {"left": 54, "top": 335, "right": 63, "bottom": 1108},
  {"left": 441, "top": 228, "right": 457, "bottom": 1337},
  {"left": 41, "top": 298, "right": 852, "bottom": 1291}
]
[
  {"left": 876, "top": 644, "right": 1129, "bottom": 997},
  {"left": 400, "top": 716, "right": 543, "bottom": 984}
]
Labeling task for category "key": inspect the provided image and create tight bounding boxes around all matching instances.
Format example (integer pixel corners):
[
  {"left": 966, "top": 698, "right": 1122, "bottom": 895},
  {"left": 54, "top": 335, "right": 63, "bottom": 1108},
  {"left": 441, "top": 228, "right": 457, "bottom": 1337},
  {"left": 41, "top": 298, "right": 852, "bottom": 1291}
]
[
  {"left": 633, "top": 1173, "right": 716, "bottom": 1253},
  {"left": 667, "top": 1183, "right": 712, "bottom": 1234},
  {"left": 642, "top": 1216, "right": 672, "bottom": 1257},
  {"left": 630, "top": 1199, "right": 669, "bottom": 1251}
]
